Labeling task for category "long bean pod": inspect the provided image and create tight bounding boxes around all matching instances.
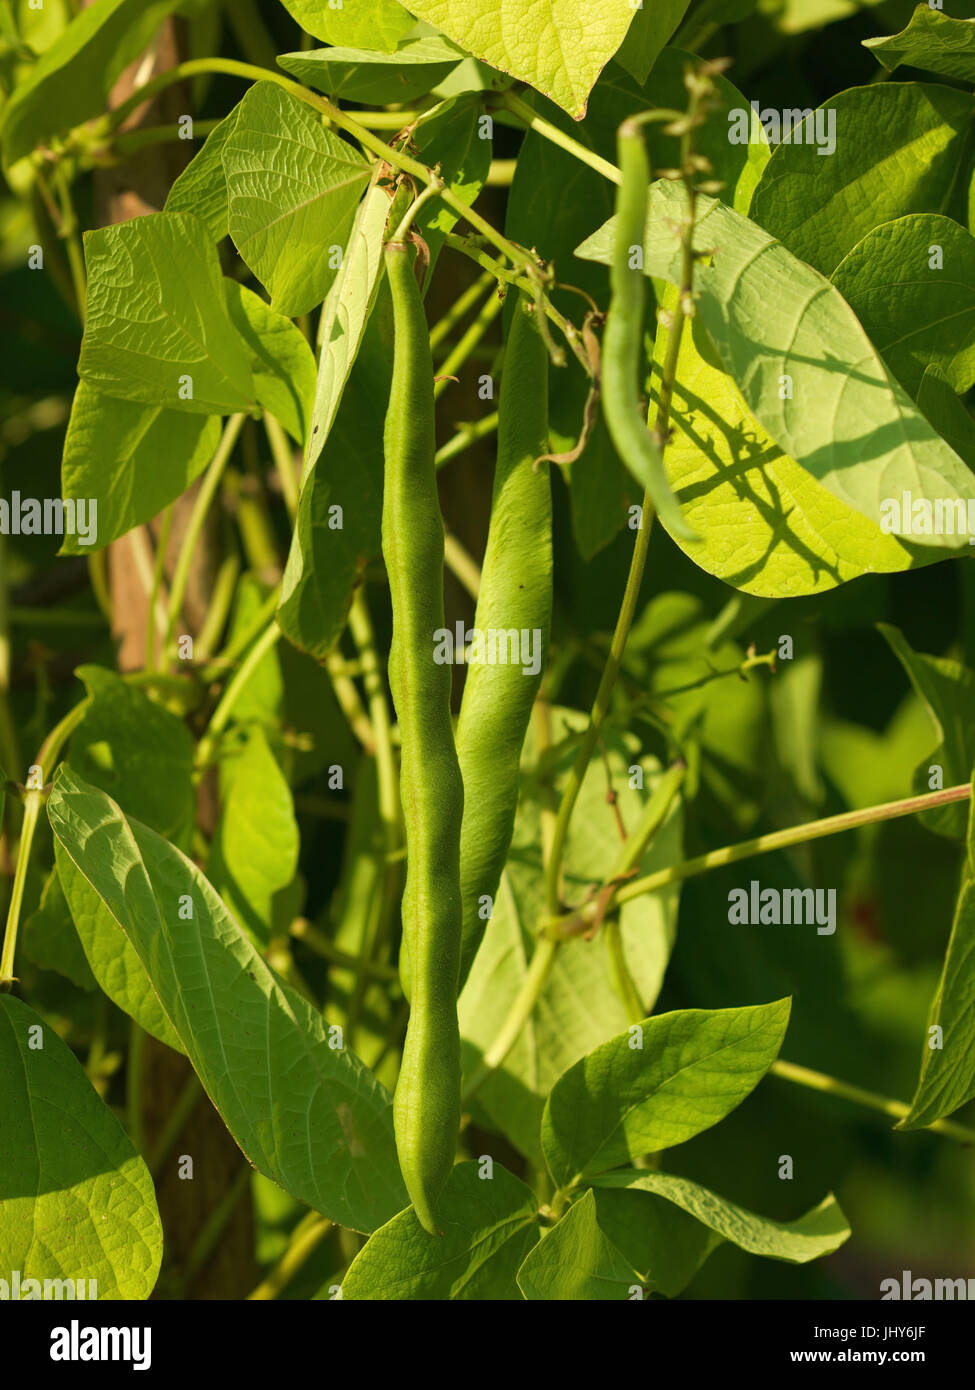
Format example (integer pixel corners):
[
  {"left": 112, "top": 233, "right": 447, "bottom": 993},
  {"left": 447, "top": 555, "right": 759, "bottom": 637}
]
[{"left": 382, "top": 239, "right": 464, "bottom": 1236}]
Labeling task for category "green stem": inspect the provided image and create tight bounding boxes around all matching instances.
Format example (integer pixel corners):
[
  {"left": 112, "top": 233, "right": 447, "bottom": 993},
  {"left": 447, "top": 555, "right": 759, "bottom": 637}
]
[
  {"left": 144, "top": 506, "right": 173, "bottom": 673},
  {"left": 429, "top": 269, "right": 496, "bottom": 353},
  {"left": 462, "top": 937, "right": 559, "bottom": 1101},
  {"left": 108, "top": 118, "right": 221, "bottom": 158},
  {"left": 166, "top": 414, "right": 246, "bottom": 649},
  {"left": 770, "top": 1059, "right": 975, "bottom": 1145},
  {"left": 264, "top": 414, "right": 299, "bottom": 522},
  {"left": 289, "top": 919, "right": 398, "bottom": 980},
  {"left": 499, "top": 90, "right": 622, "bottom": 185},
  {"left": 247, "top": 1211, "right": 333, "bottom": 1301},
  {"left": 433, "top": 283, "right": 503, "bottom": 400},
  {"left": 0, "top": 699, "right": 90, "bottom": 990},
  {"left": 174, "top": 1167, "right": 252, "bottom": 1294},
  {"left": 555, "top": 783, "right": 973, "bottom": 936},
  {"left": 443, "top": 532, "right": 481, "bottom": 600},
  {"left": 195, "top": 620, "right": 282, "bottom": 773},
  {"left": 435, "top": 411, "right": 499, "bottom": 470},
  {"left": 148, "top": 1074, "right": 204, "bottom": 1178},
  {"left": 52, "top": 164, "right": 87, "bottom": 325},
  {"left": 127, "top": 1021, "right": 146, "bottom": 1155}
]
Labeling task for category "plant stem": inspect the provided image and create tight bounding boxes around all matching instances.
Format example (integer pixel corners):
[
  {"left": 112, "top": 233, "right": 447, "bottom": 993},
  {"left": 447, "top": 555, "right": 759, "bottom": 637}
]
[
  {"left": 195, "top": 620, "right": 282, "bottom": 772},
  {"left": 264, "top": 414, "right": 300, "bottom": 522},
  {"left": 247, "top": 1210, "right": 333, "bottom": 1300},
  {"left": 429, "top": 269, "right": 496, "bottom": 353},
  {"left": 0, "top": 699, "right": 90, "bottom": 990},
  {"left": 499, "top": 90, "right": 622, "bottom": 185},
  {"left": 554, "top": 782, "right": 973, "bottom": 935},
  {"left": 433, "top": 283, "right": 503, "bottom": 400},
  {"left": 462, "top": 936, "right": 559, "bottom": 1100},
  {"left": 148, "top": 1074, "right": 204, "bottom": 1178},
  {"left": 770, "top": 1059, "right": 975, "bottom": 1145},
  {"left": 435, "top": 411, "right": 499, "bottom": 469},
  {"left": 166, "top": 414, "right": 246, "bottom": 649},
  {"left": 127, "top": 1021, "right": 146, "bottom": 1154},
  {"left": 174, "top": 1166, "right": 252, "bottom": 1294},
  {"left": 144, "top": 507, "right": 174, "bottom": 672},
  {"left": 443, "top": 532, "right": 482, "bottom": 599}
]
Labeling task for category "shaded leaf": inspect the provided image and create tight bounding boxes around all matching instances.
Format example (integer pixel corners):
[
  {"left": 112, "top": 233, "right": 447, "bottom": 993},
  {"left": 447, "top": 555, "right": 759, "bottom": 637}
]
[
  {"left": 224, "top": 281, "right": 317, "bottom": 445},
  {"left": 516, "top": 1190, "right": 640, "bottom": 1300},
  {"left": 277, "top": 37, "right": 462, "bottom": 105},
  {"left": 164, "top": 105, "right": 241, "bottom": 241},
  {"left": 864, "top": 9, "right": 975, "bottom": 83}
]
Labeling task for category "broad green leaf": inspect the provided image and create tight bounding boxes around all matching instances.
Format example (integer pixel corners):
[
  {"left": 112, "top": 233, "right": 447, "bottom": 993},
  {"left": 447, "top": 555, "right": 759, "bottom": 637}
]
[
  {"left": 592, "top": 1171, "right": 851, "bottom": 1263},
  {"left": 343, "top": 1162, "right": 538, "bottom": 1299},
  {"left": 406, "top": 0, "right": 634, "bottom": 117},
  {"left": 1, "top": 0, "right": 183, "bottom": 165},
  {"left": 48, "top": 767, "right": 407, "bottom": 1233},
  {"left": 880, "top": 624, "right": 975, "bottom": 839},
  {"left": 277, "top": 37, "right": 462, "bottom": 104},
  {"left": 56, "top": 842, "right": 185, "bottom": 1052},
  {"left": 21, "top": 866, "right": 97, "bottom": 992},
  {"left": 648, "top": 297, "right": 935, "bottom": 594},
  {"left": 864, "top": 9, "right": 975, "bottom": 83},
  {"left": 70, "top": 666, "right": 195, "bottom": 843},
  {"left": 223, "top": 82, "right": 371, "bottom": 318},
  {"left": 830, "top": 215, "right": 975, "bottom": 397},
  {"left": 461, "top": 746, "right": 683, "bottom": 1161},
  {"left": 60, "top": 382, "right": 220, "bottom": 554},
  {"left": 276, "top": 0, "right": 414, "bottom": 48},
  {"left": 0, "top": 994, "right": 162, "bottom": 1299},
  {"left": 278, "top": 288, "right": 392, "bottom": 659},
  {"left": 541, "top": 999, "right": 790, "bottom": 1189},
  {"left": 224, "top": 281, "right": 317, "bottom": 446},
  {"left": 750, "top": 83, "right": 973, "bottom": 276},
  {"left": 208, "top": 726, "right": 299, "bottom": 947},
  {"left": 591, "top": 1185, "right": 723, "bottom": 1297},
  {"left": 900, "top": 775, "right": 975, "bottom": 1129},
  {"left": 516, "top": 1190, "right": 641, "bottom": 1300},
  {"left": 918, "top": 363, "right": 975, "bottom": 468},
  {"left": 164, "top": 106, "right": 241, "bottom": 241},
  {"left": 79, "top": 212, "right": 256, "bottom": 415},
  {"left": 614, "top": 0, "right": 690, "bottom": 84},
  {"left": 576, "top": 181, "right": 975, "bottom": 546}
]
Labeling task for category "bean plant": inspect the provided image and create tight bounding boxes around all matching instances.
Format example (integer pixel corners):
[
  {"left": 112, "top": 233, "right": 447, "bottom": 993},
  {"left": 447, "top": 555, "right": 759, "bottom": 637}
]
[{"left": 1, "top": 0, "right": 974, "bottom": 1307}]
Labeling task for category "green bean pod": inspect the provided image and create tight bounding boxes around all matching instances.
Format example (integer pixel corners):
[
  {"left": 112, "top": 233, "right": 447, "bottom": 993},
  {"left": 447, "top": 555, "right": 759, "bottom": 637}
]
[
  {"left": 382, "top": 239, "right": 464, "bottom": 1236},
  {"left": 602, "top": 119, "right": 697, "bottom": 541},
  {"left": 454, "top": 294, "right": 552, "bottom": 991}
]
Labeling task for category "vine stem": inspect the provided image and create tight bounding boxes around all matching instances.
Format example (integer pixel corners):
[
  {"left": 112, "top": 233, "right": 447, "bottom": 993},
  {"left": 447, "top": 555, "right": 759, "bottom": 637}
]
[
  {"left": 247, "top": 1211, "right": 333, "bottom": 1300},
  {"left": 264, "top": 414, "right": 299, "bottom": 522},
  {"left": 166, "top": 413, "right": 246, "bottom": 650},
  {"left": 435, "top": 411, "right": 499, "bottom": 470},
  {"left": 550, "top": 781, "right": 973, "bottom": 935},
  {"left": 499, "top": 90, "right": 622, "bottom": 185},
  {"left": 770, "top": 1060, "right": 975, "bottom": 1145},
  {"left": 0, "top": 699, "right": 90, "bottom": 991},
  {"left": 95, "top": 59, "right": 540, "bottom": 279},
  {"left": 429, "top": 269, "right": 496, "bottom": 352},
  {"left": 195, "top": 620, "right": 282, "bottom": 773},
  {"left": 462, "top": 937, "right": 559, "bottom": 1102},
  {"left": 434, "top": 282, "right": 503, "bottom": 400}
]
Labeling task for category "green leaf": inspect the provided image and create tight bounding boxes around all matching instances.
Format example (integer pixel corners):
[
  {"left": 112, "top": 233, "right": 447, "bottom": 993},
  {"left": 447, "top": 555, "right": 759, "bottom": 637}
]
[
  {"left": 60, "top": 382, "right": 221, "bottom": 554},
  {"left": 516, "top": 1190, "right": 641, "bottom": 1300},
  {"left": 830, "top": 215, "right": 975, "bottom": 397},
  {"left": 278, "top": 287, "right": 392, "bottom": 659},
  {"left": 277, "top": 0, "right": 414, "bottom": 48},
  {"left": 591, "top": 1171, "right": 851, "bottom": 1263},
  {"left": 591, "top": 1185, "right": 723, "bottom": 1297},
  {"left": 164, "top": 105, "right": 241, "bottom": 241},
  {"left": 750, "top": 83, "right": 974, "bottom": 276},
  {"left": 864, "top": 9, "right": 975, "bottom": 83},
  {"left": 406, "top": 0, "right": 634, "bottom": 117},
  {"left": 900, "top": 775, "right": 975, "bottom": 1129},
  {"left": 649, "top": 296, "right": 936, "bottom": 595},
  {"left": 0, "top": 993, "right": 163, "bottom": 1299},
  {"left": 223, "top": 82, "right": 371, "bottom": 318},
  {"left": 576, "top": 181, "right": 975, "bottom": 546},
  {"left": 460, "top": 748, "right": 683, "bottom": 1161},
  {"left": 79, "top": 212, "right": 256, "bottom": 415},
  {"left": 880, "top": 624, "right": 975, "bottom": 839},
  {"left": 614, "top": 1, "right": 690, "bottom": 85},
  {"left": 1, "top": 0, "right": 184, "bottom": 165},
  {"left": 224, "top": 281, "right": 317, "bottom": 445},
  {"left": 277, "top": 37, "right": 462, "bottom": 104},
  {"left": 21, "top": 866, "right": 98, "bottom": 992},
  {"left": 70, "top": 666, "right": 196, "bottom": 843},
  {"left": 207, "top": 726, "right": 299, "bottom": 947},
  {"left": 56, "top": 843, "right": 185, "bottom": 1052},
  {"left": 48, "top": 766, "right": 407, "bottom": 1233},
  {"left": 541, "top": 999, "right": 791, "bottom": 1189},
  {"left": 918, "top": 363, "right": 975, "bottom": 467},
  {"left": 343, "top": 1161, "right": 538, "bottom": 1299}
]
